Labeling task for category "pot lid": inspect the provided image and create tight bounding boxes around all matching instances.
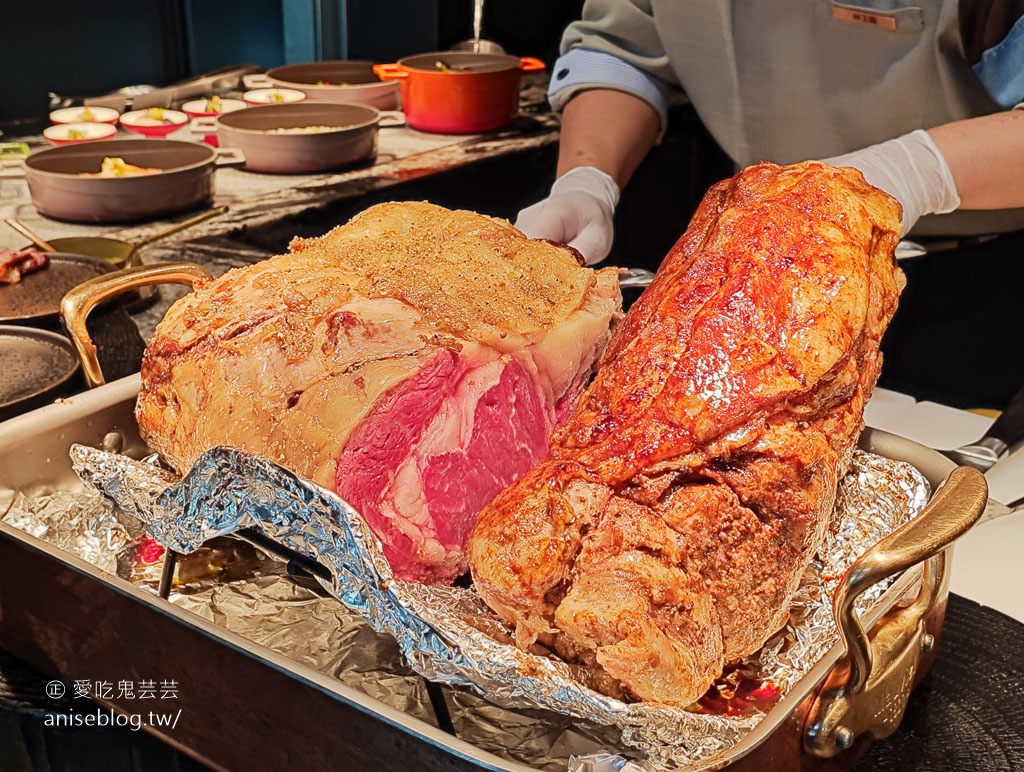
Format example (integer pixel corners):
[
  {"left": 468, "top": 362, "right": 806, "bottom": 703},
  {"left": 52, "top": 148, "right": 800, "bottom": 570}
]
[{"left": 266, "top": 60, "right": 386, "bottom": 86}]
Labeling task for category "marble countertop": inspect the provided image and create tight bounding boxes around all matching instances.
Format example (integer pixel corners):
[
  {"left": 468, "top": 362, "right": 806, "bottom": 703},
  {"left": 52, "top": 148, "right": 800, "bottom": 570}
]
[{"left": 1, "top": 114, "right": 559, "bottom": 250}]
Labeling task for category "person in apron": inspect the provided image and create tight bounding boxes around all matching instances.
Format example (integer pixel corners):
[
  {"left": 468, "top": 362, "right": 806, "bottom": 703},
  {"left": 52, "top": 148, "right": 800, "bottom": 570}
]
[{"left": 516, "top": 0, "right": 1024, "bottom": 408}]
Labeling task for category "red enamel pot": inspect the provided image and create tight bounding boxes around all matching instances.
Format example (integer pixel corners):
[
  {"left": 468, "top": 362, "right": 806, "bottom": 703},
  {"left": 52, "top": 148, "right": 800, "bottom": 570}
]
[{"left": 373, "top": 52, "right": 545, "bottom": 134}]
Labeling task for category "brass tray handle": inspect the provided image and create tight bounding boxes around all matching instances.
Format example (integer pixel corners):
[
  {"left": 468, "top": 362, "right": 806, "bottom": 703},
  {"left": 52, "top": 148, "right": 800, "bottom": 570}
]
[
  {"left": 60, "top": 262, "right": 212, "bottom": 388},
  {"left": 805, "top": 465, "right": 987, "bottom": 757}
]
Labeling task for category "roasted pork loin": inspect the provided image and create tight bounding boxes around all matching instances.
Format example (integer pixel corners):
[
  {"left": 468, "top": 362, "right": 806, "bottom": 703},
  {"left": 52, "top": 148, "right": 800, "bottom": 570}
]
[
  {"left": 468, "top": 162, "right": 904, "bottom": 705},
  {"left": 136, "top": 202, "right": 621, "bottom": 583}
]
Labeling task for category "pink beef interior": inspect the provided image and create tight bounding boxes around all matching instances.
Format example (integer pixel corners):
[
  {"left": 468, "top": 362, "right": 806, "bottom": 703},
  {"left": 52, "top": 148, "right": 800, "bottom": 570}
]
[{"left": 335, "top": 349, "right": 552, "bottom": 583}]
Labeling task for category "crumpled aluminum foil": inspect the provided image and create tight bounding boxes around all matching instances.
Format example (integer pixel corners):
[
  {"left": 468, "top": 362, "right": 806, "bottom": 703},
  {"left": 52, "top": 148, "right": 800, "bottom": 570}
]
[
  {"left": 169, "top": 563, "right": 627, "bottom": 771},
  {"left": 69, "top": 443, "right": 930, "bottom": 771},
  {"left": 2, "top": 488, "right": 130, "bottom": 575}
]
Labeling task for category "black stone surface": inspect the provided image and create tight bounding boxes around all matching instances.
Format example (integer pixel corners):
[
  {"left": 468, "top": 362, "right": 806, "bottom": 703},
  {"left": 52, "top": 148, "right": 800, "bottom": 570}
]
[{"left": 852, "top": 594, "right": 1024, "bottom": 771}]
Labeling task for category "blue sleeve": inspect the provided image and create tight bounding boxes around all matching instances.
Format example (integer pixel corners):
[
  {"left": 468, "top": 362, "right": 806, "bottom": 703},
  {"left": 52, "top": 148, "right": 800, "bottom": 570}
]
[
  {"left": 973, "top": 15, "right": 1024, "bottom": 109},
  {"left": 547, "top": 48, "right": 673, "bottom": 132}
]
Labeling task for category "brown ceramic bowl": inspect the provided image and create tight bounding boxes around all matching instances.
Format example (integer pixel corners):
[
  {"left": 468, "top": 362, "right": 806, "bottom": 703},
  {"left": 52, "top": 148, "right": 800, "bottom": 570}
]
[
  {"left": 243, "top": 61, "right": 400, "bottom": 110},
  {"left": 22, "top": 139, "right": 227, "bottom": 223},
  {"left": 204, "top": 102, "right": 393, "bottom": 174}
]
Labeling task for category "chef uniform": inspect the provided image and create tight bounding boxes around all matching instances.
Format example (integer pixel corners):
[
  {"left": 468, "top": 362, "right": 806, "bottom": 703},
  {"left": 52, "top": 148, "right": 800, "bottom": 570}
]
[{"left": 544, "top": 0, "right": 1024, "bottom": 407}]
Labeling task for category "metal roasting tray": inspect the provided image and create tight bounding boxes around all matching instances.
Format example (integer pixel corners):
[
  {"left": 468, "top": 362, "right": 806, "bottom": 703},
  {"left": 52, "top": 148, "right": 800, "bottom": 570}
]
[{"left": 0, "top": 373, "right": 987, "bottom": 772}]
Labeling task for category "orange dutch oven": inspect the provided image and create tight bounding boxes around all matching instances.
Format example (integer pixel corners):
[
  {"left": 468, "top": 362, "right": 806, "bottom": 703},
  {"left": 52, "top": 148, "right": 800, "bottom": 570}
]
[{"left": 374, "top": 52, "right": 545, "bottom": 134}]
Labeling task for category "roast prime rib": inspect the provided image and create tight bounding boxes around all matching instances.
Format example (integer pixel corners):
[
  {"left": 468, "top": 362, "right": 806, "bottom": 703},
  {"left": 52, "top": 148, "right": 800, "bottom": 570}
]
[
  {"left": 136, "top": 202, "right": 621, "bottom": 583},
  {"left": 468, "top": 162, "right": 904, "bottom": 705}
]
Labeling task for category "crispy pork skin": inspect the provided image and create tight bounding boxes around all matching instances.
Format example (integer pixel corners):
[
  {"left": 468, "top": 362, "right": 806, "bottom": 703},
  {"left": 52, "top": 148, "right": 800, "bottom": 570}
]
[
  {"left": 136, "top": 202, "right": 621, "bottom": 583},
  {"left": 468, "top": 162, "right": 904, "bottom": 705}
]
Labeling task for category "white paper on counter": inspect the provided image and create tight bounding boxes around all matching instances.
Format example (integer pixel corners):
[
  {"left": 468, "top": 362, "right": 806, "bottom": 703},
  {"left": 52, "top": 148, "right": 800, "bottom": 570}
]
[
  {"left": 951, "top": 509, "right": 1024, "bottom": 623},
  {"left": 865, "top": 388, "right": 994, "bottom": 450},
  {"left": 985, "top": 446, "right": 1024, "bottom": 507}
]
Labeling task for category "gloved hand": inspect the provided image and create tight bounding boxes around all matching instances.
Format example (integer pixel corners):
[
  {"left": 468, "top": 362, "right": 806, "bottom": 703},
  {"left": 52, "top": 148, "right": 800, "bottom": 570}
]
[
  {"left": 823, "top": 129, "right": 960, "bottom": 236},
  {"left": 514, "top": 166, "right": 620, "bottom": 265}
]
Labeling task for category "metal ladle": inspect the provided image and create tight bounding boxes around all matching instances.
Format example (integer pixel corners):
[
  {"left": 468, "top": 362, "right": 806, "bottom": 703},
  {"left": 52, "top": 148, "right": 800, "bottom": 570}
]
[
  {"left": 4, "top": 220, "right": 58, "bottom": 252},
  {"left": 5, "top": 205, "right": 230, "bottom": 269},
  {"left": 448, "top": 39, "right": 506, "bottom": 55}
]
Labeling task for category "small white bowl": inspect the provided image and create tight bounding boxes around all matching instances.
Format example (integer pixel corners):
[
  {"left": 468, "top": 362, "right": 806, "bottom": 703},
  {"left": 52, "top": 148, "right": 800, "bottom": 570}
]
[
  {"left": 119, "top": 108, "right": 189, "bottom": 137},
  {"left": 43, "top": 122, "right": 119, "bottom": 146},
  {"left": 181, "top": 97, "right": 248, "bottom": 118},
  {"left": 243, "top": 88, "right": 306, "bottom": 106},
  {"left": 49, "top": 105, "right": 121, "bottom": 125}
]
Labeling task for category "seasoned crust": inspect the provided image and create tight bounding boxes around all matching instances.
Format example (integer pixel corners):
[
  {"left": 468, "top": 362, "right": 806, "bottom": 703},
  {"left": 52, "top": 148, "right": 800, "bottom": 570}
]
[
  {"left": 136, "top": 202, "right": 621, "bottom": 488},
  {"left": 469, "top": 162, "right": 903, "bottom": 706}
]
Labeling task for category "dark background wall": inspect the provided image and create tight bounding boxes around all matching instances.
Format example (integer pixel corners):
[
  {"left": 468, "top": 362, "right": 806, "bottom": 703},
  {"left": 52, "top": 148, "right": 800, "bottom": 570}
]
[
  {"left": 1, "top": 0, "right": 584, "bottom": 122},
  {"left": 3, "top": 1, "right": 189, "bottom": 120}
]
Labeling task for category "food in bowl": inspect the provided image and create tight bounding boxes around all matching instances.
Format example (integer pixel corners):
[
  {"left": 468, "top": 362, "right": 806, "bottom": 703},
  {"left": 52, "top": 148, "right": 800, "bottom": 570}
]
[
  {"left": 119, "top": 108, "right": 189, "bottom": 137},
  {"left": 207, "top": 102, "right": 385, "bottom": 173},
  {"left": 43, "top": 122, "right": 118, "bottom": 146},
  {"left": 49, "top": 105, "right": 121, "bottom": 125},
  {"left": 80, "top": 156, "right": 163, "bottom": 178},
  {"left": 243, "top": 88, "right": 306, "bottom": 106},
  {"left": 265, "top": 125, "right": 348, "bottom": 134},
  {"left": 181, "top": 96, "right": 247, "bottom": 118}
]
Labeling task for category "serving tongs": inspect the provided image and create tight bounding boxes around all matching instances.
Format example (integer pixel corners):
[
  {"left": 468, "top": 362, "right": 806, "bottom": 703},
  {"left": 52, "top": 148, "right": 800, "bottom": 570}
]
[
  {"left": 895, "top": 234, "right": 1001, "bottom": 262},
  {"left": 935, "top": 381, "right": 1024, "bottom": 471},
  {"left": 49, "top": 64, "right": 262, "bottom": 113},
  {"left": 625, "top": 237, "right": 987, "bottom": 283},
  {"left": 618, "top": 266, "right": 656, "bottom": 289}
]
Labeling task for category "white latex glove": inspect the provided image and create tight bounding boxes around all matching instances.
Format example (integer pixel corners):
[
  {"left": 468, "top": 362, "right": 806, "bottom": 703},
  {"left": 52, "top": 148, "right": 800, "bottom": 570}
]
[
  {"left": 514, "top": 166, "right": 620, "bottom": 265},
  {"left": 823, "top": 129, "right": 960, "bottom": 236}
]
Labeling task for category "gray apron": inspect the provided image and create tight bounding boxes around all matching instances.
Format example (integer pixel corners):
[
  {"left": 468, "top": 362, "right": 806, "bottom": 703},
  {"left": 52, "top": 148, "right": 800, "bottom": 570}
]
[{"left": 652, "top": 0, "right": 1024, "bottom": 235}]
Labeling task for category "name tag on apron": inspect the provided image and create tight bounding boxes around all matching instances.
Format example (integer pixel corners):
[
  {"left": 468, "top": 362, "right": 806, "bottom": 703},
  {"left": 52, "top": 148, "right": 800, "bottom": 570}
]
[
  {"left": 823, "top": 1, "right": 925, "bottom": 33},
  {"left": 833, "top": 5, "right": 897, "bottom": 30}
]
